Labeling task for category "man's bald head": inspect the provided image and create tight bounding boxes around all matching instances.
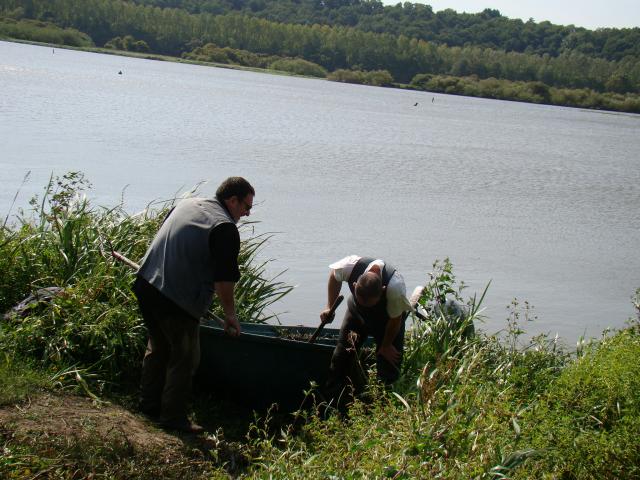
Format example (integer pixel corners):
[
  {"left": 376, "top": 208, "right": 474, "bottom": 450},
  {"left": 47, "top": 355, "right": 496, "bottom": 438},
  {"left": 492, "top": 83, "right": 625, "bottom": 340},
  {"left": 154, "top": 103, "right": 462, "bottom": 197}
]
[{"left": 355, "top": 271, "right": 383, "bottom": 303}]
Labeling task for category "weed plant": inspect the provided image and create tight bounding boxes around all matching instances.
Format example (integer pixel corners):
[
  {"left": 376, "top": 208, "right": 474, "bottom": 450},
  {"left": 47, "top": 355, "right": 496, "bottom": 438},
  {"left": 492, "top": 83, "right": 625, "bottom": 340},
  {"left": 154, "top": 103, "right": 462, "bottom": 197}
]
[
  {"left": 238, "top": 261, "right": 638, "bottom": 479},
  {"left": 0, "top": 172, "right": 292, "bottom": 390},
  {"left": 1, "top": 176, "right": 639, "bottom": 479}
]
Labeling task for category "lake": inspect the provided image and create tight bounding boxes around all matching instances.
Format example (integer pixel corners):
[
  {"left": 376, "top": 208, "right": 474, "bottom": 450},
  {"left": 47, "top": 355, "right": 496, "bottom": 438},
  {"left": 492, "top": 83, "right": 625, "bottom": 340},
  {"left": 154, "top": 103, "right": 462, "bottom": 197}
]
[{"left": 2, "top": 40, "right": 639, "bottom": 344}]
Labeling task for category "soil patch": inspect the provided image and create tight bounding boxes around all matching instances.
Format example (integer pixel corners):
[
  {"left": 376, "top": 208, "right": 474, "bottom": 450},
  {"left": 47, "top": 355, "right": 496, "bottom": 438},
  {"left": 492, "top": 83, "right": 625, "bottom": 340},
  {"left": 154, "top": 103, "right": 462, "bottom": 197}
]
[
  {"left": 0, "top": 393, "right": 181, "bottom": 453},
  {"left": 0, "top": 392, "right": 247, "bottom": 476}
]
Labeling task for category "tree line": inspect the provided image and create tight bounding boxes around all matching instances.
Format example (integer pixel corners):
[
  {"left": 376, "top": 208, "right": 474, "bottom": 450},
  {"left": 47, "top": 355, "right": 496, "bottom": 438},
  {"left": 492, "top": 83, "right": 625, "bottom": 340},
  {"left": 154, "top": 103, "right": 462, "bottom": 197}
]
[
  {"left": 2, "top": 0, "right": 640, "bottom": 112},
  {"left": 2, "top": 0, "right": 639, "bottom": 95},
  {"left": 124, "top": 0, "right": 640, "bottom": 62}
]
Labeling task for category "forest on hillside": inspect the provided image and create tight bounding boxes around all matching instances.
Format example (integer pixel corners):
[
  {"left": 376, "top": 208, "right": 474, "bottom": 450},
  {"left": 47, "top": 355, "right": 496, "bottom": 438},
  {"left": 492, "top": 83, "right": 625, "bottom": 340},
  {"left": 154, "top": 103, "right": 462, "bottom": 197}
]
[
  {"left": 1, "top": 0, "right": 639, "bottom": 111},
  {"left": 126, "top": 0, "right": 640, "bottom": 61}
]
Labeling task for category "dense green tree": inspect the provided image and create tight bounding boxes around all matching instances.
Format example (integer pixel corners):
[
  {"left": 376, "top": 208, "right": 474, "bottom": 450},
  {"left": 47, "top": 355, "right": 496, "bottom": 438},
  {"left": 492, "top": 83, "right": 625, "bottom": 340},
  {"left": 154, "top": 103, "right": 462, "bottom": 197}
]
[
  {"left": 1, "top": 0, "right": 639, "bottom": 99},
  {"left": 45, "top": 0, "right": 635, "bottom": 62}
]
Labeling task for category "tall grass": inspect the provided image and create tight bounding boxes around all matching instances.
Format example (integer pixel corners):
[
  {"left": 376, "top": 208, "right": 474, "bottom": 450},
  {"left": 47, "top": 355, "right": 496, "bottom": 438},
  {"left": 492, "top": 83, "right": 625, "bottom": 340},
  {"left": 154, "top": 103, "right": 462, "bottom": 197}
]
[
  {"left": 0, "top": 172, "right": 292, "bottom": 388},
  {"left": 239, "top": 261, "right": 639, "bottom": 479},
  {"left": 2, "top": 175, "right": 639, "bottom": 479},
  {"left": 212, "top": 224, "right": 293, "bottom": 324}
]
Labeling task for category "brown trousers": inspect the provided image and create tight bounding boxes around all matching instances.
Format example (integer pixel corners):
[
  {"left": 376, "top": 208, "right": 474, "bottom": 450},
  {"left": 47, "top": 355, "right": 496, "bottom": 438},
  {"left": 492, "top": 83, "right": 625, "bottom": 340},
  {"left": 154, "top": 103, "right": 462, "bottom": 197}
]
[{"left": 133, "top": 277, "right": 200, "bottom": 423}]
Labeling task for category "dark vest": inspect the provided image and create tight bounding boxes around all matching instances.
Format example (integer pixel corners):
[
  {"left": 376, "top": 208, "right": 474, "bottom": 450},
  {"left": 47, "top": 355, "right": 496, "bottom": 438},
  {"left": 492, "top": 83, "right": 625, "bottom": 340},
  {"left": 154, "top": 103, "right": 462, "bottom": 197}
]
[
  {"left": 138, "top": 197, "right": 234, "bottom": 320},
  {"left": 347, "top": 257, "right": 396, "bottom": 323}
]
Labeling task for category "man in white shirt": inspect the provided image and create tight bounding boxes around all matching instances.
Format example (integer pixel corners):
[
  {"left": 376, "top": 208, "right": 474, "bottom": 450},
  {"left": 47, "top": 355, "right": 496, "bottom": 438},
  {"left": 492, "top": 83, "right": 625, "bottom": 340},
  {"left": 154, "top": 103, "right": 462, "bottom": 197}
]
[{"left": 319, "top": 255, "right": 412, "bottom": 411}]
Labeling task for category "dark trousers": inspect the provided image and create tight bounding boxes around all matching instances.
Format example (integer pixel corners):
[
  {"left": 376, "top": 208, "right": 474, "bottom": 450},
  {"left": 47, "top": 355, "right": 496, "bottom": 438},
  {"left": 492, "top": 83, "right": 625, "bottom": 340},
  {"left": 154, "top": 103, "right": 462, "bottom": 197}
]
[
  {"left": 133, "top": 277, "right": 200, "bottom": 423},
  {"left": 324, "top": 299, "right": 405, "bottom": 410}
]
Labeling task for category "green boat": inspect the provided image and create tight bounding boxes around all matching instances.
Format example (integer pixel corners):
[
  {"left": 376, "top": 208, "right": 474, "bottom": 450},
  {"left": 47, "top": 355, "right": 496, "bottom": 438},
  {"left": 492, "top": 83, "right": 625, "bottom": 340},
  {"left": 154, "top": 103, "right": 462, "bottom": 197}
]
[{"left": 195, "top": 320, "right": 341, "bottom": 410}]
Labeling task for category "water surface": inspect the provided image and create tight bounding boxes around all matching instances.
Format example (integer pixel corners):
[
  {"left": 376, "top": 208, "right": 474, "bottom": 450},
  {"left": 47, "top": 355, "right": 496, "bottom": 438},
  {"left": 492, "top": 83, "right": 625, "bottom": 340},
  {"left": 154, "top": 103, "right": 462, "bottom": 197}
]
[{"left": 2, "top": 41, "right": 639, "bottom": 344}]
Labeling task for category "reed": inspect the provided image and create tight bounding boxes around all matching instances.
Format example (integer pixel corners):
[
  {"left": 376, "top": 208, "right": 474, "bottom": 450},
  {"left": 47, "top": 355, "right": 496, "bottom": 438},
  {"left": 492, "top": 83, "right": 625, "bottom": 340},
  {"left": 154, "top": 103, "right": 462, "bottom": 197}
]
[{"left": 0, "top": 172, "right": 292, "bottom": 388}]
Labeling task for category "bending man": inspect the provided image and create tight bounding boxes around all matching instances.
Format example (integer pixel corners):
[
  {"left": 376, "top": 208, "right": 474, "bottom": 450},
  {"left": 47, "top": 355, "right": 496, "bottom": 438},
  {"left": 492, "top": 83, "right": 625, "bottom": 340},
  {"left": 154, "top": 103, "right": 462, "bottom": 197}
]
[
  {"left": 320, "top": 255, "right": 411, "bottom": 411},
  {"left": 133, "top": 177, "right": 254, "bottom": 433}
]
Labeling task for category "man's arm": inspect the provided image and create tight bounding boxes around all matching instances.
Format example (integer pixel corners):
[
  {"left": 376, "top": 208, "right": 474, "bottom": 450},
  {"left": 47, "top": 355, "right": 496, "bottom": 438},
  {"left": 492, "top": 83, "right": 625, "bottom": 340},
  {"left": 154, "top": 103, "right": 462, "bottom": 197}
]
[
  {"left": 320, "top": 271, "right": 342, "bottom": 324},
  {"left": 378, "top": 315, "right": 402, "bottom": 365},
  {"left": 210, "top": 223, "right": 242, "bottom": 336},
  {"left": 215, "top": 281, "right": 241, "bottom": 336},
  {"left": 378, "top": 272, "right": 411, "bottom": 364}
]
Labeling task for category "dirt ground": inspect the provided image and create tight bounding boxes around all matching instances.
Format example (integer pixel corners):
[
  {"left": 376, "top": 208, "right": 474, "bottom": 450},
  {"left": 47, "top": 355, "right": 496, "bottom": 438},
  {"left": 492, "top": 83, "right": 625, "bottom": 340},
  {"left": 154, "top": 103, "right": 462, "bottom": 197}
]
[
  {"left": 0, "top": 392, "right": 245, "bottom": 474},
  {"left": 0, "top": 393, "right": 177, "bottom": 449}
]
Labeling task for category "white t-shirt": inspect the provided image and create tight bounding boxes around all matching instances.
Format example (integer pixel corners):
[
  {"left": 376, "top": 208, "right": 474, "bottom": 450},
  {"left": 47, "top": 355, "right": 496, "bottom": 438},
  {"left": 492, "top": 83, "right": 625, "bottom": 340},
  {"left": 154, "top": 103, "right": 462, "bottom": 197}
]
[{"left": 329, "top": 255, "right": 411, "bottom": 318}]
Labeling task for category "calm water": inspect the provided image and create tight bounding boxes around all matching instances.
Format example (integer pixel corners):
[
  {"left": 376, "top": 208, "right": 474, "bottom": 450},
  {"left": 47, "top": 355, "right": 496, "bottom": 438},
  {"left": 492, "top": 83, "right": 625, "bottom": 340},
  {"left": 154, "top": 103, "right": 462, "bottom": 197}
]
[{"left": 2, "top": 41, "right": 639, "bottom": 344}]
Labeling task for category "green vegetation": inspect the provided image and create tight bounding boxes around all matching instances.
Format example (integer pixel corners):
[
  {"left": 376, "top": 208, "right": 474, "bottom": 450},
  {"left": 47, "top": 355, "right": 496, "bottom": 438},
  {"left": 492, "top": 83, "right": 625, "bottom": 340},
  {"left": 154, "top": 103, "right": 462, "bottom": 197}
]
[
  {"left": 1, "top": 179, "right": 639, "bottom": 479},
  {"left": 183, "top": 42, "right": 279, "bottom": 68},
  {"left": 4, "top": 0, "right": 638, "bottom": 92},
  {"left": 410, "top": 74, "right": 640, "bottom": 113},
  {"left": 104, "top": 34, "right": 150, "bottom": 52},
  {"left": 1, "top": 0, "right": 640, "bottom": 113},
  {"left": 123, "top": 0, "right": 640, "bottom": 62},
  {"left": 0, "top": 16, "right": 93, "bottom": 47},
  {"left": 329, "top": 68, "right": 394, "bottom": 86},
  {"left": 0, "top": 358, "right": 51, "bottom": 405},
  {"left": 183, "top": 44, "right": 327, "bottom": 77},
  {"left": 269, "top": 57, "right": 327, "bottom": 78},
  {"left": 0, "top": 172, "right": 291, "bottom": 389},
  {"left": 519, "top": 327, "right": 640, "bottom": 478}
]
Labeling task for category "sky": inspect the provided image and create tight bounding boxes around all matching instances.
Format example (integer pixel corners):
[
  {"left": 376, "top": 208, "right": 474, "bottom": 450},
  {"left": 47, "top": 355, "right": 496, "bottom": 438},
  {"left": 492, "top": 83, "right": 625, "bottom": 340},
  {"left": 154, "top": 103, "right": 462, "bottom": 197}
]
[{"left": 382, "top": 0, "right": 640, "bottom": 30}]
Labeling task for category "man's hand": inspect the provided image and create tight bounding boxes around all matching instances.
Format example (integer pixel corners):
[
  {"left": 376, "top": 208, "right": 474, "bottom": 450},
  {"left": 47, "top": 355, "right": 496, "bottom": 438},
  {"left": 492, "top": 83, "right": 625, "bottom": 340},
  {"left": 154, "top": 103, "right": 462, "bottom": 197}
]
[
  {"left": 320, "top": 271, "right": 342, "bottom": 324},
  {"left": 224, "top": 314, "right": 241, "bottom": 337},
  {"left": 319, "top": 308, "right": 336, "bottom": 324},
  {"left": 215, "top": 281, "right": 240, "bottom": 337},
  {"left": 377, "top": 344, "right": 400, "bottom": 365}
]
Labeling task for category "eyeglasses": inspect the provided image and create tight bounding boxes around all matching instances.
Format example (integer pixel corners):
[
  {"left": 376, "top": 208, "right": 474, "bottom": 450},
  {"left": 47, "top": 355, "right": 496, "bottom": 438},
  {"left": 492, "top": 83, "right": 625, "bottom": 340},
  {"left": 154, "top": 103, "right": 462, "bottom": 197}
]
[{"left": 242, "top": 199, "right": 253, "bottom": 211}]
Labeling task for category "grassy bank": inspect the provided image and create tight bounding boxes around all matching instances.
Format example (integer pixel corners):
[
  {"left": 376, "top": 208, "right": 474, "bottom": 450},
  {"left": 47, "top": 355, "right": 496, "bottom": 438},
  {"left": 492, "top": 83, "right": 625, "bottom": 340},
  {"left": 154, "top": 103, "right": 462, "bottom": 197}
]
[{"left": 1, "top": 175, "right": 639, "bottom": 478}]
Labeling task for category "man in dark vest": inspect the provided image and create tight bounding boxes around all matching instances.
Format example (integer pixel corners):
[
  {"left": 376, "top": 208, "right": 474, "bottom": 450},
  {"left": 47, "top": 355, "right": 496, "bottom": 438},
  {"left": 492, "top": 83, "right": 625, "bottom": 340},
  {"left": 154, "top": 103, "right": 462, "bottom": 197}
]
[
  {"left": 132, "top": 177, "right": 254, "bottom": 433},
  {"left": 319, "top": 255, "right": 411, "bottom": 411}
]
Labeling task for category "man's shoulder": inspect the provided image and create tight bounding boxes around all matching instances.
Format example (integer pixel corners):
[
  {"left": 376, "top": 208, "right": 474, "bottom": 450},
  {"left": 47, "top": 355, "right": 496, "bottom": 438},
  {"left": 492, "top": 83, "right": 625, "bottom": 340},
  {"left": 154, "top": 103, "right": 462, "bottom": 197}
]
[{"left": 329, "top": 255, "right": 361, "bottom": 270}]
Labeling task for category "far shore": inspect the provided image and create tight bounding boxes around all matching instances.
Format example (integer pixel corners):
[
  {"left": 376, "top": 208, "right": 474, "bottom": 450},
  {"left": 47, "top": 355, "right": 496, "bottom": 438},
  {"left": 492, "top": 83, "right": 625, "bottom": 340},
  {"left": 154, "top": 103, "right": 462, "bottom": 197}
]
[
  {"left": 5, "top": 37, "right": 639, "bottom": 116},
  {"left": 2, "top": 37, "right": 324, "bottom": 77}
]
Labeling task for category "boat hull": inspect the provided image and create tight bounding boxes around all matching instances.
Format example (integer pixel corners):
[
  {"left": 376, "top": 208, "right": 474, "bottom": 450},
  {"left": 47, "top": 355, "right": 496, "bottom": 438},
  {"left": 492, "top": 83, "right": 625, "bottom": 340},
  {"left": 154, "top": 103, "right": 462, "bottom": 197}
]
[{"left": 195, "top": 321, "right": 339, "bottom": 410}]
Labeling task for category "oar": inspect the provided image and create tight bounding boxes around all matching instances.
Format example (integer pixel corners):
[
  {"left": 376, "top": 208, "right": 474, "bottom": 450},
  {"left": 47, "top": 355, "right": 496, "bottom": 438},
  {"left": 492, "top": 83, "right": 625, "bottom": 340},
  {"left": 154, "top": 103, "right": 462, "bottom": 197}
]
[{"left": 308, "top": 294, "right": 344, "bottom": 344}]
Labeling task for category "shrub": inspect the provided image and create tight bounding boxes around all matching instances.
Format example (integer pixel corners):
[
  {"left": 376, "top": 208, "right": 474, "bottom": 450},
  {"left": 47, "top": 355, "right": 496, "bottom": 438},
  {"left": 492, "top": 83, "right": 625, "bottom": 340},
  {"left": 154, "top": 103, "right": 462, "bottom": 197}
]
[
  {"left": 517, "top": 327, "right": 640, "bottom": 478},
  {"left": 327, "top": 68, "right": 365, "bottom": 84},
  {"left": 183, "top": 43, "right": 279, "bottom": 69},
  {"left": 269, "top": 58, "right": 327, "bottom": 78},
  {"left": 409, "top": 72, "right": 640, "bottom": 112},
  {"left": 364, "top": 69, "right": 394, "bottom": 86},
  {"left": 104, "top": 35, "right": 150, "bottom": 53},
  {"left": 328, "top": 68, "right": 394, "bottom": 86},
  {"left": 409, "top": 73, "right": 433, "bottom": 89},
  {"left": 0, "top": 17, "right": 93, "bottom": 47}
]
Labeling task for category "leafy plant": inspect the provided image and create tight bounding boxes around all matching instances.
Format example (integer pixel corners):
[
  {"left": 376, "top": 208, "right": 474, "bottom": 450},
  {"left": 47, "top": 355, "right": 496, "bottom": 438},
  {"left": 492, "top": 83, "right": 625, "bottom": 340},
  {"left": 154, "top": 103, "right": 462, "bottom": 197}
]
[{"left": 0, "top": 173, "right": 292, "bottom": 390}]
